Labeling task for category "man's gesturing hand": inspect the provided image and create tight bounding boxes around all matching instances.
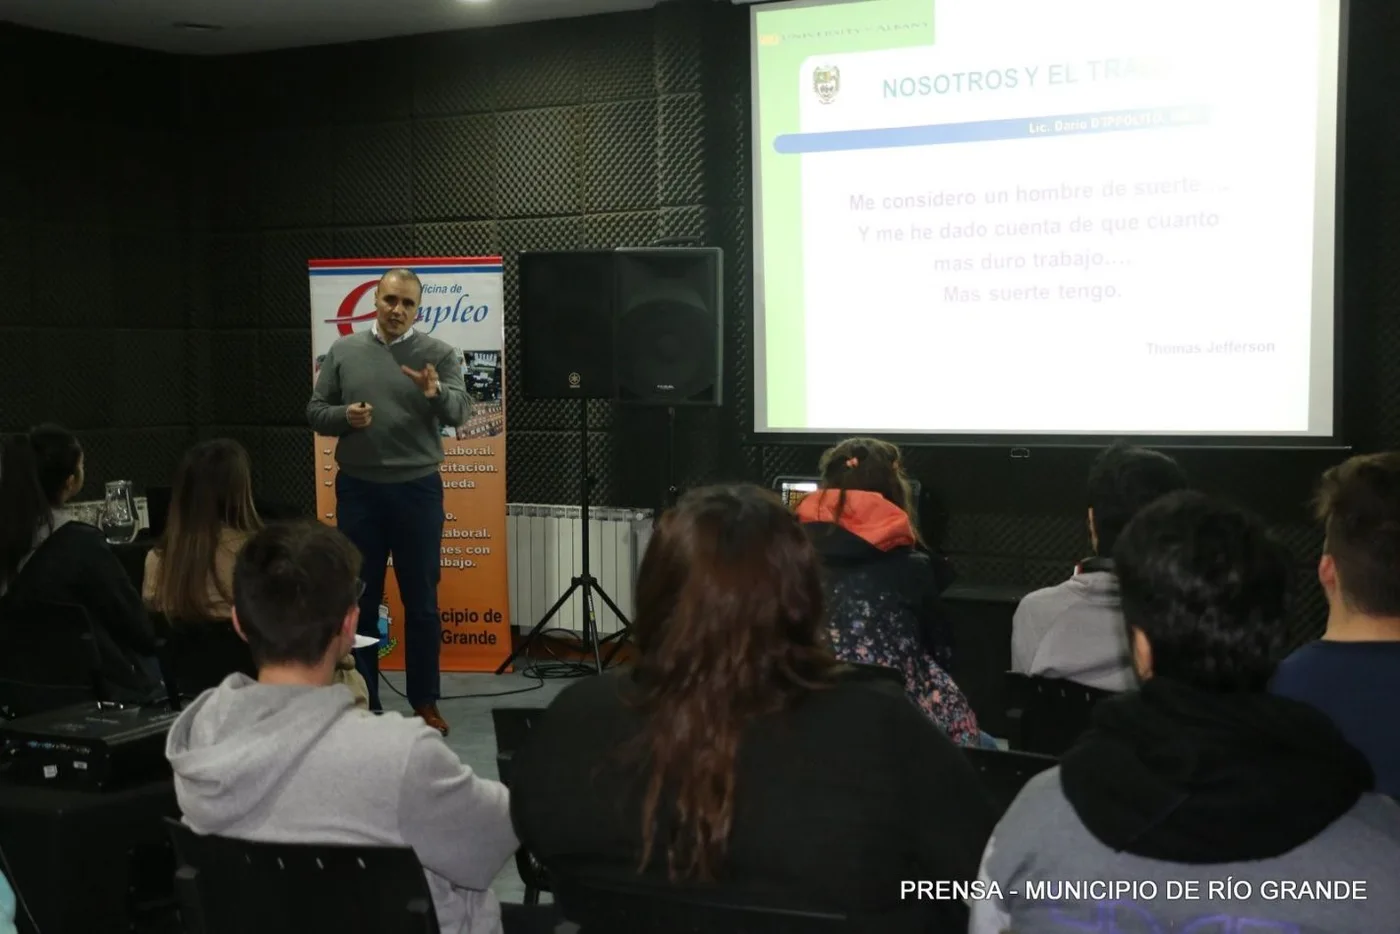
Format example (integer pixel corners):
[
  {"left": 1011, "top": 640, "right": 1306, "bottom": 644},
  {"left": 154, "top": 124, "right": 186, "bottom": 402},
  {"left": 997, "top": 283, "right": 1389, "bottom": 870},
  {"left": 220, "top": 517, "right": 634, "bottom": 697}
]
[
  {"left": 346, "top": 402, "right": 374, "bottom": 428},
  {"left": 401, "top": 363, "right": 441, "bottom": 399}
]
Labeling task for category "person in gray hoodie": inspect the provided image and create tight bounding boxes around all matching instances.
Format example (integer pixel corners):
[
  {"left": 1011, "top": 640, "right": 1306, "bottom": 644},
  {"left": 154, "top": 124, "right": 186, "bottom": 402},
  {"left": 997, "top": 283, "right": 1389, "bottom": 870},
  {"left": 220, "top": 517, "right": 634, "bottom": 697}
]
[
  {"left": 972, "top": 492, "right": 1400, "bottom": 934},
  {"left": 165, "top": 520, "right": 518, "bottom": 934},
  {"left": 1011, "top": 442, "right": 1188, "bottom": 692}
]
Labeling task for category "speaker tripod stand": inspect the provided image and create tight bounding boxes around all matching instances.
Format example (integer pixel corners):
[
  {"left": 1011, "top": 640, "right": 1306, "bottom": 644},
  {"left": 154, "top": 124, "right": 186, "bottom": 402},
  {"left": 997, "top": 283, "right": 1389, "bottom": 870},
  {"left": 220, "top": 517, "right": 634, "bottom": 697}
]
[
  {"left": 495, "top": 397, "right": 632, "bottom": 676},
  {"left": 662, "top": 405, "right": 680, "bottom": 511}
]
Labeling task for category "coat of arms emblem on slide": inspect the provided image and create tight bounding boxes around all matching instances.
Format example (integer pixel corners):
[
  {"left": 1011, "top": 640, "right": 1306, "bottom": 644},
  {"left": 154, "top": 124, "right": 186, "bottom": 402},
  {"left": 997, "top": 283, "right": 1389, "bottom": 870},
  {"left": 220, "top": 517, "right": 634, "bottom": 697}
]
[{"left": 813, "top": 65, "right": 840, "bottom": 104}]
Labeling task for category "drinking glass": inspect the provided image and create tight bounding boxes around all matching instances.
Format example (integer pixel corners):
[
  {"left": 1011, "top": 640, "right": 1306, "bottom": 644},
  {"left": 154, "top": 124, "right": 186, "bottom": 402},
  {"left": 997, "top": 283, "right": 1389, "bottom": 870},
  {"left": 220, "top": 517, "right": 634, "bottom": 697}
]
[{"left": 100, "top": 480, "right": 139, "bottom": 544}]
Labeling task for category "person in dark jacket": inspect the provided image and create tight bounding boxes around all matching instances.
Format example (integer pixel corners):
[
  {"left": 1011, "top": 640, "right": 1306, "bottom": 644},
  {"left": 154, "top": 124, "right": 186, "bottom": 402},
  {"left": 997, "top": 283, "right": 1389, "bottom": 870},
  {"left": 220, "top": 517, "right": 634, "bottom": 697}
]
[
  {"left": 1272, "top": 452, "right": 1400, "bottom": 799},
  {"left": 511, "top": 485, "right": 996, "bottom": 934},
  {"left": 795, "top": 438, "right": 980, "bottom": 745},
  {"left": 0, "top": 427, "right": 158, "bottom": 702}
]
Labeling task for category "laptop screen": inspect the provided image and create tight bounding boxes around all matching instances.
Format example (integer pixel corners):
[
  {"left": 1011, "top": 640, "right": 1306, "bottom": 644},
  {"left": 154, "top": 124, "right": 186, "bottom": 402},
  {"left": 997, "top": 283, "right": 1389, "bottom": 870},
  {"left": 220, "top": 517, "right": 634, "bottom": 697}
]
[{"left": 775, "top": 477, "right": 819, "bottom": 511}]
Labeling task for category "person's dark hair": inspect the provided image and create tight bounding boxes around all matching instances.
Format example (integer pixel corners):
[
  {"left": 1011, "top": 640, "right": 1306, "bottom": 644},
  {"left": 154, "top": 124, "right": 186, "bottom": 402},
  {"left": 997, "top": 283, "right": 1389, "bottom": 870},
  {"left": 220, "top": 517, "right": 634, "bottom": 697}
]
[
  {"left": 816, "top": 437, "right": 920, "bottom": 539},
  {"left": 232, "top": 521, "right": 362, "bottom": 667},
  {"left": 1114, "top": 490, "right": 1291, "bottom": 692},
  {"left": 631, "top": 484, "right": 839, "bottom": 881},
  {"left": 1087, "top": 441, "right": 1188, "bottom": 556},
  {"left": 153, "top": 439, "right": 262, "bottom": 620},
  {"left": 0, "top": 434, "right": 54, "bottom": 591},
  {"left": 1314, "top": 452, "right": 1400, "bottom": 617},
  {"left": 27, "top": 424, "right": 83, "bottom": 506}
]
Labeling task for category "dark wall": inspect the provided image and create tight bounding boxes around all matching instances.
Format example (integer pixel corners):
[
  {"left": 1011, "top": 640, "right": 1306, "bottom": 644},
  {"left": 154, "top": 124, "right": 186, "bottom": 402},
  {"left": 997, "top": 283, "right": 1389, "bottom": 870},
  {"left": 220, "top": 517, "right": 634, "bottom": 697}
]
[
  {"left": 180, "top": 2, "right": 753, "bottom": 516},
  {"left": 4, "top": 0, "right": 1400, "bottom": 640},
  {"left": 0, "top": 26, "right": 199, "bottom": 492}
]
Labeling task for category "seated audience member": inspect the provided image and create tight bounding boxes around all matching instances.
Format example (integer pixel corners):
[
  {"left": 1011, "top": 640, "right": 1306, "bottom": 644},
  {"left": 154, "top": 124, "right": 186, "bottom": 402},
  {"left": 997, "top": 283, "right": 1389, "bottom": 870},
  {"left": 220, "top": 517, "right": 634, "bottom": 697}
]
[
  {"left": 1273, "top": 453, "right": 1400, "bottom": 799},
  {"left": 144, "top": 439, "right": 261, "bottom": 620},
  {"left": 144, "top": 439, "right": 367, "bottom": 707},
  {"left": 165, "top": 521, "right": 527, "bottom": 934},
  {"left": 1011, "top": 441, "right": 1187, "bottom": 691},
  {"left": 0, "top": 428, "right": 158, "bottom": 701},
  {"left": 794, "top": 438, "right": 979, "bottom": 745},
  {"left": 511, "top": 485, "right": 995, "bottom": 932},
  {"left": 973, "top": 492, "right": 1400, "bottom": 934}
]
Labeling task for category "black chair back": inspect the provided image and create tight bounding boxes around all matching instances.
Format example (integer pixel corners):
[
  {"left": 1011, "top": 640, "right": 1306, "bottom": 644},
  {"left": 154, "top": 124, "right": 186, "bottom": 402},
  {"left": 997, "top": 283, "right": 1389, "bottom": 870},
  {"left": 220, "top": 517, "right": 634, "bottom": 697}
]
[
  {"left": 146, "top": 486, "right": 173, "bottom": 537},
  {"left": 165, "top": 818, "right": 439, "bottom": 934},
  {"left": 491, "top": 707, "right": 550, "bottom": 905},
  {"left": 943, "top": 585, "right": 1027, "bottom": 737},
  {"left": 962, "top": 746, "right": 1058, "bottom": 818},
  {"left": 491, "top": 706, "right": 547, "bottom": 787},
  {"left": 1005, "top": 672, "right": 1113, "bottom": 755},
  {"left": 153, "top": 614, "right": 256, "bottom": 705},
  {"left": 112, "top": 537, "right": 155, "bottom": 590},
  {"left": 552, "top": 873, "right": 852, "bottom": 934},
  {"left": 0, "top": 600, "right": 104, "bottom": 719}
]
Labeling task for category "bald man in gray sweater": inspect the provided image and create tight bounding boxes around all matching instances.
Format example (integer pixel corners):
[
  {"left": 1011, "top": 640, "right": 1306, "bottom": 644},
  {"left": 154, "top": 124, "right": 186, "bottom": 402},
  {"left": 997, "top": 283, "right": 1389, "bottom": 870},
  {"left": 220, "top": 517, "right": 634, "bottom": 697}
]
[{"left": 307, "top": 268, "right": 470, "bottom": 734}]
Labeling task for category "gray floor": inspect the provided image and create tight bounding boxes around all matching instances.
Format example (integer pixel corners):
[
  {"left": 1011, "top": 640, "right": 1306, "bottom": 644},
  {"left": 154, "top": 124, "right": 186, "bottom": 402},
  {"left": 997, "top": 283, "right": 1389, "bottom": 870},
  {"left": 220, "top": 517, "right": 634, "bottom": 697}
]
[{"left": 378, "top": 670, "right": 569, "bottom": 904}]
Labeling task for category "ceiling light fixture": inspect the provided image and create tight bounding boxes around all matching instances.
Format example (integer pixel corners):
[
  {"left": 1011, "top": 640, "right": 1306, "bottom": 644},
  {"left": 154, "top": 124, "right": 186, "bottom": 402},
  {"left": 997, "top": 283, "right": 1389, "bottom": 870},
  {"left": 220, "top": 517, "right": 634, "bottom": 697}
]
[{"left": 173, "top": 21, "right": 225, "bottom": 32}]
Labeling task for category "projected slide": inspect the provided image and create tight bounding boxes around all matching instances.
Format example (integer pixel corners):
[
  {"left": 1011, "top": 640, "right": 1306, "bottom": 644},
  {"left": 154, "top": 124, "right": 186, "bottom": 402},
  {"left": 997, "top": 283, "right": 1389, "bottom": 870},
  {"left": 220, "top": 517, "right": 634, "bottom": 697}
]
[{"left": 751, "top": 0, "right": 1342, "bottom": 438}]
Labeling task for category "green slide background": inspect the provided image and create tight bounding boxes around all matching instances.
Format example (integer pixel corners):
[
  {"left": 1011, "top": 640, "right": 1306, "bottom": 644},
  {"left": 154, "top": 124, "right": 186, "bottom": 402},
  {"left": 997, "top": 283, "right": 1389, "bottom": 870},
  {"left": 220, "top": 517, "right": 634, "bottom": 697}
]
[{"left": 755, "top": 0, "right": 936, "bottom": 428}]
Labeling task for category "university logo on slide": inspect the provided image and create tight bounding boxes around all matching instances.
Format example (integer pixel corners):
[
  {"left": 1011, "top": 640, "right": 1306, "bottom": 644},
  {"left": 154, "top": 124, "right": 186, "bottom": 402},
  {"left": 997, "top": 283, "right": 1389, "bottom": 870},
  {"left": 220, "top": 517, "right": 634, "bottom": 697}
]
[{"left": 813, "top": 65, "right": 840, "bottom": 104}]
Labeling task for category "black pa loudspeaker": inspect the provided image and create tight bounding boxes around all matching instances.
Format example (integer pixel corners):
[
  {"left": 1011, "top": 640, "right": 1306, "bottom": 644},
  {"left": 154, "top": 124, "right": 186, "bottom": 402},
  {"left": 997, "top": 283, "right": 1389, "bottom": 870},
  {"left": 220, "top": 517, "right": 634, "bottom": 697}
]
[
  {"left": 519, "top": 250, "right": 616, "bottom": 399},
  {"left": 518, "top": 248, "right": 725, "bottom": 405},
  {"left": 614, "top": 247, "right": 723, "bottom": 406}
]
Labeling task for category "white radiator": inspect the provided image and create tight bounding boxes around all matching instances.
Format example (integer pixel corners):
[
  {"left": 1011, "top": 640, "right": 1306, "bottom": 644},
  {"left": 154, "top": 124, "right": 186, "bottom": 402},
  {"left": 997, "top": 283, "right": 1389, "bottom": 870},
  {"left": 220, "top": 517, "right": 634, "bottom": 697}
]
[{"left": 507, "top": 504, "right": 654, "bottom": 637}]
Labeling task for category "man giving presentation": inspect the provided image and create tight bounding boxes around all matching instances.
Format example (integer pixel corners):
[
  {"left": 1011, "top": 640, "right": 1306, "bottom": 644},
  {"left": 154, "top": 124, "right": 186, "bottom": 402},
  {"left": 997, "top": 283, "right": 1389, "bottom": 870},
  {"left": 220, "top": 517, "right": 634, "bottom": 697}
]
[{"left": 306, "top": 267, "right": 470, "bottom": 735}]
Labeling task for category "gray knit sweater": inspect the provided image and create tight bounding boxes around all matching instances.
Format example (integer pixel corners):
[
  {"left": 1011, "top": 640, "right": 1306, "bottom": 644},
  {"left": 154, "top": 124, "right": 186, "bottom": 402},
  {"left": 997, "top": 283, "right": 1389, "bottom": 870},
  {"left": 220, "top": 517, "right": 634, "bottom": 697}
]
[{"left": 307, "top": 330, "right": 471, "bottom": 483}]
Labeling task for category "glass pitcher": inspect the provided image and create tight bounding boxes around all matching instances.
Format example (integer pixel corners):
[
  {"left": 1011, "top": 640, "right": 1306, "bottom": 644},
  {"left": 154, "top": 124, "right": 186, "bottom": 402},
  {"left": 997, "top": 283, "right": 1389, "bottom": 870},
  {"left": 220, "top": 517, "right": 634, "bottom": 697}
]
[{"left": 100, "top": 480, "right": 139, "bottom": 544}]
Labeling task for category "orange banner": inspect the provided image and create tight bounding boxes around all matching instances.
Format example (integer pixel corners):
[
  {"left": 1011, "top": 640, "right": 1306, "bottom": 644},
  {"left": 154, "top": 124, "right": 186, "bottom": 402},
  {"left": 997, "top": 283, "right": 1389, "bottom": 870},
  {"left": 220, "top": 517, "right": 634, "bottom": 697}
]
[{"left": 308, "top": 256, "right": 510, "bottom": 672}]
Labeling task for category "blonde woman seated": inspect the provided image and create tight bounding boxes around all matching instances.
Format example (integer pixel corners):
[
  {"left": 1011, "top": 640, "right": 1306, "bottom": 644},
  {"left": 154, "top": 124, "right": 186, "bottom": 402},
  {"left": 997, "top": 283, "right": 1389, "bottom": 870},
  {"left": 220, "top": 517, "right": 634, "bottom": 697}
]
[{"left": 144, "top": 439, "right": 368, "bottom": 708}]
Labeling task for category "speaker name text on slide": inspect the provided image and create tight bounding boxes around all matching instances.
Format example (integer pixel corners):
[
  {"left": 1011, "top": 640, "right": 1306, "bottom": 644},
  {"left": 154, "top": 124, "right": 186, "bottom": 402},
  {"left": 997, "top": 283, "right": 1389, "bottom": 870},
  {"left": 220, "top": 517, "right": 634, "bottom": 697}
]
[{"left": 753, "top": 0, "right": 1340, "bottom": 438}]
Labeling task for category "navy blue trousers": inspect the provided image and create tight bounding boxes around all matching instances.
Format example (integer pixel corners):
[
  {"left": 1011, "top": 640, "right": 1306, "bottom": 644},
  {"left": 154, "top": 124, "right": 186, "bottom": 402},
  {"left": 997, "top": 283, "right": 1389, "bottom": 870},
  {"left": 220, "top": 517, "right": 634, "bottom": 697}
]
[{"left": 335, "top": 471, "right": 444, "bottom": 710}]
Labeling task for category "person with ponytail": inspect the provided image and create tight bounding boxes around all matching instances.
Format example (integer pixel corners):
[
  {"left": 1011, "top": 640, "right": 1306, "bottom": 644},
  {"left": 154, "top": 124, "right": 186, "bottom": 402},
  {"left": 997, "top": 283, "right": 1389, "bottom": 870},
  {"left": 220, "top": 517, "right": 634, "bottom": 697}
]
[
  {"left": 0, "top": 427, "right": 158, "bottom": 702},
  {"left": 144, "top": 439, "right": 262, "bottom": 621},
  {"left": 510, "top": 485, "right": 995, "bottom": 931},
  {"left": 795, "top": 438, "right": 981, "bottom": 746},
  {"left": 144, "top": 438, "right": 368, "bottom": 707}
]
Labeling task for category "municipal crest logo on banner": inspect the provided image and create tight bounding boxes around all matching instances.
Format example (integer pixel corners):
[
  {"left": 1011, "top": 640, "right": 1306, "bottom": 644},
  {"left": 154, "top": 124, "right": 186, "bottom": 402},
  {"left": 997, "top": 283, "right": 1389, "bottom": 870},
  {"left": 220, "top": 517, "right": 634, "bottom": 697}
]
[{"left": 814, "top": 65, "right": 840, "bottom": 104}]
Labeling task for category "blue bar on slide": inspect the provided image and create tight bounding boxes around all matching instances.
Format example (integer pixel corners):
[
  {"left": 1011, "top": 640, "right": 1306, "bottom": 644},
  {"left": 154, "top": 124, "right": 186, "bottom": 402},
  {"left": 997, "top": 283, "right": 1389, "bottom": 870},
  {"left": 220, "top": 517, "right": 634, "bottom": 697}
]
[{"left": 773, "top": 106, "right": 1209, "bottom": 155}]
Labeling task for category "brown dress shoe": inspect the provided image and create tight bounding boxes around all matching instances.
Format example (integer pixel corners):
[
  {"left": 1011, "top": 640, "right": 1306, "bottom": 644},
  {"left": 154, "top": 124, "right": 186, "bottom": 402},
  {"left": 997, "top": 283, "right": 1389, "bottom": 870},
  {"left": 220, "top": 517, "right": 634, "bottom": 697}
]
[{"left": 414, "top": 704, "right": 450, "bottom": 737}]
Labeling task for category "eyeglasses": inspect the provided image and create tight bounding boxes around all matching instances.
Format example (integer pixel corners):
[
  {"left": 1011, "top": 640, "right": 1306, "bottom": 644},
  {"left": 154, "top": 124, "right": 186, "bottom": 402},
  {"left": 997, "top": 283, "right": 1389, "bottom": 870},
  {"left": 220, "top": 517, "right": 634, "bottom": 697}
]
[{"left": 354, "top": 579, "right": 366, "bottom": 602}]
